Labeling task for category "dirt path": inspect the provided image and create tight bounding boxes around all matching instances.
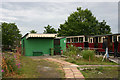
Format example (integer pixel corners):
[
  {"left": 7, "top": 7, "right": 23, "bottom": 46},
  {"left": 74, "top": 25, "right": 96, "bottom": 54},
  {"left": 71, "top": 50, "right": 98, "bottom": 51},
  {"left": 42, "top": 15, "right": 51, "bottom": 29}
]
[
  {"left": 30, "top": 56, "right": 85, "bottom": 79},
  {"left": 30, "top": 56, "right": 64, "bottom": 78}
]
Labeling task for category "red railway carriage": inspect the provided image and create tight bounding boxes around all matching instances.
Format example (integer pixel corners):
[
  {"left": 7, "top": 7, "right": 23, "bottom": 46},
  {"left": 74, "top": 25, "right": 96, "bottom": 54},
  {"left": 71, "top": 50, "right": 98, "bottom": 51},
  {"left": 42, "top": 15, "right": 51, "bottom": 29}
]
[
  {"left": 89, "top": 33, "right": 120, "bottom": 53},
  {"left": 66, "top": 35, "right": 86, "bottom": 48},
  {"left": 66, "top": 33, "right": 120, "bottom": 55}
]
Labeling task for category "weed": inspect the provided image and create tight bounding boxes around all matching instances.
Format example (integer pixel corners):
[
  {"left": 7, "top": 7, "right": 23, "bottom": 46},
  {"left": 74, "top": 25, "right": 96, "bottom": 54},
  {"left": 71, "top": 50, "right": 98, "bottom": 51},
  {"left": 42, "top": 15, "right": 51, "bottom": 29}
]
[
  {"left": 81, "top": 50, "right": 95, "bottom": 61},
  {"left": 64, "top": 44, "right": 81, "bottom": 59},
  {"left": 2, "top": 52, "right": 21, "bottom": 77}
]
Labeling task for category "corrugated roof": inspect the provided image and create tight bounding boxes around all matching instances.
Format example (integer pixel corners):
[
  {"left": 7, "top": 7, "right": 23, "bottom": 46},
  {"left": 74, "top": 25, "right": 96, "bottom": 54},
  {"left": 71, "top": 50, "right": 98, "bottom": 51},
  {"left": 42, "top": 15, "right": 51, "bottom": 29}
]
[{"left": 26, "top": 33, "right": 57, "bottom": 39}]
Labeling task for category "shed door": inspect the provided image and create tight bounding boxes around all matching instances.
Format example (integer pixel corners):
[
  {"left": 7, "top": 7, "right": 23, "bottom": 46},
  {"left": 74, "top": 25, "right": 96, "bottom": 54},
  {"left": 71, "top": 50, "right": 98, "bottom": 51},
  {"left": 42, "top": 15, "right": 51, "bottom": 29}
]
[{"left": 54, "top": 39, "right": 61, "bottom": 55}]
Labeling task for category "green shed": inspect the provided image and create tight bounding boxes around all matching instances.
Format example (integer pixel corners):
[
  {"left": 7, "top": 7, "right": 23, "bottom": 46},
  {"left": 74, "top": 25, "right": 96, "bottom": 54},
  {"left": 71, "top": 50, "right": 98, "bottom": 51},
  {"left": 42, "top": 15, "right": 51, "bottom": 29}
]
[{"left": 21, "top": 33, "right": 57, "bottom": 56}]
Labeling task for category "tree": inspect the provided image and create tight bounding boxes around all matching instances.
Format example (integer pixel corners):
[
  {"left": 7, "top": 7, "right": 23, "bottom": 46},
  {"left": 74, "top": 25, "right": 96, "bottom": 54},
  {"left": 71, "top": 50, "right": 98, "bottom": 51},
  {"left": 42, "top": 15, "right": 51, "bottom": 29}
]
[
  {"left": 1, "top": 22, "right": 22, "bottom": 51},
  {"left": 30, "top": 30, "right": 37, "bottom": 33},
  {"left": 98, "top": 20, "right": 111, "bottom": 35},
  {"left": 58, "top": 7, "right": 111, "bottom": 36},
  {"left": 43, "top": 25, "right": 57, "bottom": 33}
]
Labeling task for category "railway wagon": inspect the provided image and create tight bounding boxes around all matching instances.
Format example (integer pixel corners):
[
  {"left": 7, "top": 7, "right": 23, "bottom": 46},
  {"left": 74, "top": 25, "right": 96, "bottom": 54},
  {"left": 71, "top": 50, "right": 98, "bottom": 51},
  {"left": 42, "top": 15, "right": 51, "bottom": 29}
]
[{"left": 66, "top": 33, "right": 120, "bottom": 55}]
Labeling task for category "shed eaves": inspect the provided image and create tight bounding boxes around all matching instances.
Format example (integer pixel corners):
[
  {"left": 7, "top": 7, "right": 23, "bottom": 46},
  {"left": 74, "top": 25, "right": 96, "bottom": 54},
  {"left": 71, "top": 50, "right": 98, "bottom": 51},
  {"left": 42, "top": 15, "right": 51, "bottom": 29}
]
[{"left": 26, "top": 33, "right": 57, "bottom": 39}]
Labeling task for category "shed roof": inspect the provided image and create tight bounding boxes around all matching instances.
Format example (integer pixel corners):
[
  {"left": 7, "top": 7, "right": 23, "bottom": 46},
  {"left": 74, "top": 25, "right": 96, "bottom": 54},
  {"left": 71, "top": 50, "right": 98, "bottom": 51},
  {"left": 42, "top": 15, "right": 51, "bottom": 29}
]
[{"left": 22, "top": 33, "right": 57, "bottom": 39}]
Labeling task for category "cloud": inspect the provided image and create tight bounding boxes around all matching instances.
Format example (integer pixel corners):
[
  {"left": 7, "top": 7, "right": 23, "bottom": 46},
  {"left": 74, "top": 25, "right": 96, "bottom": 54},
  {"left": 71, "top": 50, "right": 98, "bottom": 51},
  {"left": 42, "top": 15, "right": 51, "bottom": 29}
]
[
  {"left": 0, "top": 20, "right": 10, "bottom": 23},
  {"left": 118, "top": 1, "right": 120, "bottom": 33},
  {"left": 0, "top": 15, "right": 19, "bottom": 21},
  {"left": 2, "top": 0, "right": 119, "bottom": 2},
  {"left": 1, "top": 2, "right": 118, "bottom": 35}
]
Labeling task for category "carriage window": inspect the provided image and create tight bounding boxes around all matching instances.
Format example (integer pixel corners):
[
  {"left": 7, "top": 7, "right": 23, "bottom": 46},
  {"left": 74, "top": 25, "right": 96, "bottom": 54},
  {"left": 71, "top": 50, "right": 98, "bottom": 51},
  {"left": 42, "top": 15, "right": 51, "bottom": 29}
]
[
  {"left": 90, "top": 39, "right": 92, "bottom": 43},
  {"left": 79, "top": 37, "right": 83, "bottom": 43},
  {"left": 113, "top": 36, "right": 117, "bottom": 42},
  {"left": 99, "top": 37, "right": 101, "bottom": 43},
  {"left": 85, "top": 36, "right": 88, "bottom": 41},
  {"left": 103, "top": 38, "right": 105, "bottom": 42},
  {"left": 118, "top": 36, "right": 120, "bottom": 42},
  {"left": 67, "top": 38, "right": 70, "bottom": 43},
  {"left": 74, "top": 37, "right": 78, "bottom": 43}
]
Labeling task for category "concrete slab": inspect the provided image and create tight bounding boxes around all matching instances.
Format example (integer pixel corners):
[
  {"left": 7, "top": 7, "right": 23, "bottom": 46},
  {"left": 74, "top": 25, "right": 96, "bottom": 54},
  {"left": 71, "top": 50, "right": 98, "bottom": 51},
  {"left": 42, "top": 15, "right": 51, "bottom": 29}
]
[{"left": 109, "top": 58, "right": 120, "bottom": 64}]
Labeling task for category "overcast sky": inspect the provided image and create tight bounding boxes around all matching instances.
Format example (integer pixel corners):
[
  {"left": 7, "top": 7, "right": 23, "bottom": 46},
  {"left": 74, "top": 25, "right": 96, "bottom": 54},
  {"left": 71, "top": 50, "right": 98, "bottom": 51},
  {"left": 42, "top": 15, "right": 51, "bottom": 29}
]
[{"left": 0, "top": 1, "right": 119, "bottom": 36}]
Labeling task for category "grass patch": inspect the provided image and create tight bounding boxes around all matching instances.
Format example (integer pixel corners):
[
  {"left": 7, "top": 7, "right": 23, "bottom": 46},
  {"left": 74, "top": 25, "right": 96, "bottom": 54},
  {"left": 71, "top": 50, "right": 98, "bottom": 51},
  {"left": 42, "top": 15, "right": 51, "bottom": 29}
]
[
  {"left": 78, "top": 66, "right": 120, "bottom": 78},
  {"left": 65, "top": 57, "right": 117, "bottom": 65},
  {"left": 4, "top": 56, "right": 64, "bottom": 78}
]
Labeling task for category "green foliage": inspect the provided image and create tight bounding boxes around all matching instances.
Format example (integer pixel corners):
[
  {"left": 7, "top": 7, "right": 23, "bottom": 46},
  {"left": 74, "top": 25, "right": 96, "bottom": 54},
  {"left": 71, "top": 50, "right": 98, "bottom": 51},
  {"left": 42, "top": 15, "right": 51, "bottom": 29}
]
[
  {"left": 81, "top": 50, "right": 95, "bottom": 61},
  {"left": 2, "top": 52, "right": 21, "bottom": 77},
  {"left": 58, "top": 7, "right": 111, "bottom": 36},
  {"left": 43, "top": 25, "right": 57, "bottom": 33},
  {"left": 98, "top": 20, "right": 112, "bottom": 35},
  {"left": 1, "top": 22, "right": 22, "bottom": 51},
  {"left": 30, "top": 30, "right": 37, "bottom": 33},
  {"left": 64, "top": 45, "right": 81, "bottom": 58}
]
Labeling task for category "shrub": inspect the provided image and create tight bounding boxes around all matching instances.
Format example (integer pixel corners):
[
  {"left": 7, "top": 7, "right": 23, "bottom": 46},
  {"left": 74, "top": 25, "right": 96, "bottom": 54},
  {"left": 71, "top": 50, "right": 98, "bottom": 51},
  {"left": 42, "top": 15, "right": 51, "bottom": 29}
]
[
  {"left": 81, "top": 50, "right": 95, "bottom": 61},
  {"left": 64, "top": 44, "right": 81, "bottom": 58}
]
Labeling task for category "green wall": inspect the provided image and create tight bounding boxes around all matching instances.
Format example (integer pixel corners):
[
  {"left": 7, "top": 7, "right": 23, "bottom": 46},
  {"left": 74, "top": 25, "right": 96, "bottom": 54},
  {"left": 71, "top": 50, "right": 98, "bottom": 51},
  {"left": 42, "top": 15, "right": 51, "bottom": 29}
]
[
  {"left": 21, "top": 37, "right": 25, "bottom": 55},
  {"left": 60, "top": 38, "right": 66, "bottom": 54},
  {"left": 21, "top": 37, "right": 54, "bottom": 56}
]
